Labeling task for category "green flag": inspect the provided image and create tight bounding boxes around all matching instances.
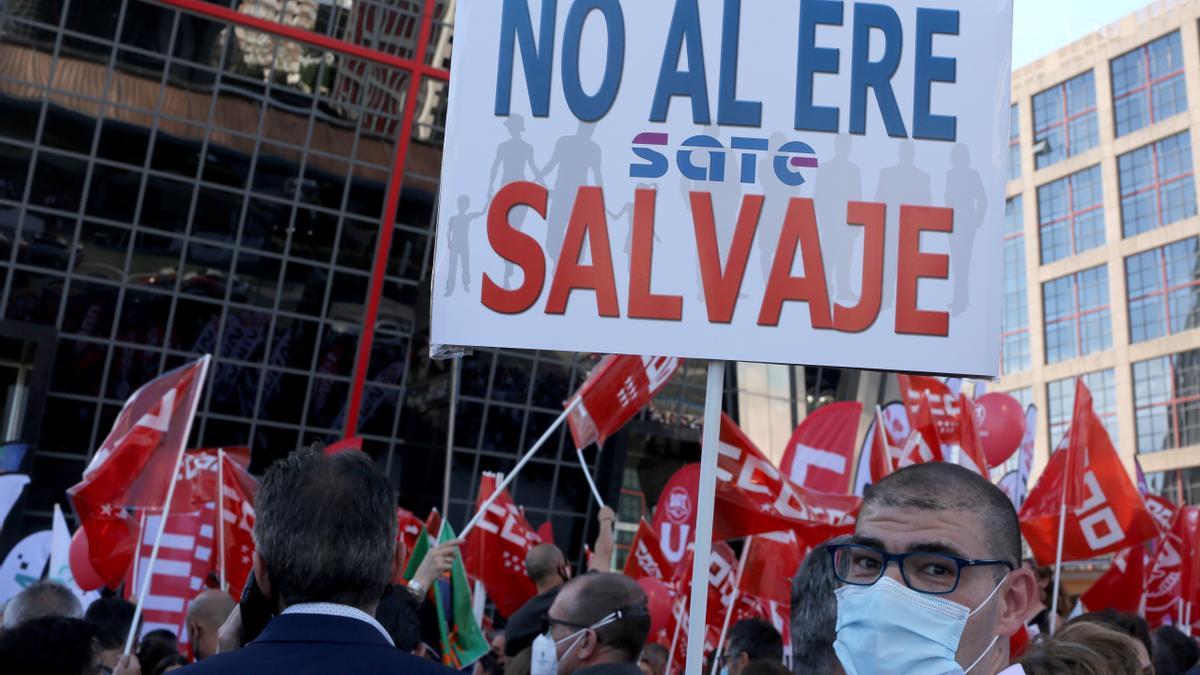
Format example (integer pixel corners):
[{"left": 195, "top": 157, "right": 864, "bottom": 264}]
[{"left": 404, "top": 523, "right": 489, "bottom": 668}]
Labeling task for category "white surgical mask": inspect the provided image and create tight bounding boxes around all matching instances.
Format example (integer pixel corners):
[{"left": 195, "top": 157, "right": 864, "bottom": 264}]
[
  {"left": 530, "top": 610, "right": 623, "bottom": 675},
  {"left": 833, "top": 575, "right": 1005, "bottom": 675}
]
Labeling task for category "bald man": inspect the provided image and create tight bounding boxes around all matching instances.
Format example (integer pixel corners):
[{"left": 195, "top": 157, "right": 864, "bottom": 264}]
[{"left": 187, "top": 589, "right": 236, "bottom": 660}]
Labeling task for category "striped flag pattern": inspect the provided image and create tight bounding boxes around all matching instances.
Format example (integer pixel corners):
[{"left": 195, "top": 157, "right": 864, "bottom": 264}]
[{"left": 128, "top": 503, "right": 217, "bottom": 643}]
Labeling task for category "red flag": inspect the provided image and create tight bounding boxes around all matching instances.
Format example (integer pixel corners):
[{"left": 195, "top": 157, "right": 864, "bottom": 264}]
[
  {"left": 1144, "top": 493, "right": 1179, "bottom": 534},
  {"left": 1146, "top": 506, "right": 1200, "bottom": 628},
  {"left": 462, "top": 473, "right": 542, "bottom": 618},
  {"left": 425, "top": 509, "right": 443, "bottom": 539},
  {"left": 1019, "top": 411, "right": 1158, "bottom": 565},
  {"left": 868, "top": 407, "right": 900, "bottom": 484},
  {"left": 672, "top": 542, "right": 738, "bottom": 637},
  {"left": 739, "top": 531, "right": 807, "bottom": 605},
  {"left": 651, "top": 464, "right": 701, "bottom": 567},
  {"left": 623, "top": 519, "right": 674, "bottom": 581},
  {"left": 897, "top": 374, "right": 960, "bottom": 444},
  {"left": 779, "top": 402, "right": 862, "bottom": 494},
  {"left": 1079, "top": 545, "right": 1145, "bottom": 615},
  {"left": 218, "top": 452, "right": 258, "bottom": 597},
  {"left": 67, "top": 357, "right": 210, "bottom": 587},
  {"left": 127, "top": 507, "right": 215, "bottom": 644},
  {"left": 396, "top": 507, "right": 425, "bottom": 554},
  {"left": 1063, "top": 379, "right": 1093, "bottom": 509},
  {"left": 957, "top": 394, "right": 989, "bottom": 477},
  {"left": 566, "top": 355, "right": 682, "bottom": 449},
  {"left": 897, "top": 397, "right": 945, "bottom": 468},
  {"left": 714, "top": 414, "right": 860, "bottom": 544},
  {"left": 171, "top": 447, "right": 250, "bottom": 513}
]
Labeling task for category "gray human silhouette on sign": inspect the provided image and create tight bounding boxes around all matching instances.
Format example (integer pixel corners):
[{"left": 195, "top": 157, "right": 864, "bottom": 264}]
[
  {"left": 814, "top": 134, "right": 863, "bottom": 302},
  {"left": 756, "top": 132, "right": 799, "bottom": 284},
  {"left": 875, "top": 140, "right": 932, "bottom": 312},
  {"left": 679, "top": 128, "right": 746, "bottom": 299},
  {"left": 445, "top": 195, "right": 484, "bottom": 296},
  {"left": 945, "top": 143, "right": 987, "bottom": 316},
  {"left": 607, "top": 182, "right": 660, "bottom": 272},
  {"left": 488, "top": 115, "right": 540, "bottom": 288},
  {"left": 539, "top": 121, "right": 603, "bottom": 269}
]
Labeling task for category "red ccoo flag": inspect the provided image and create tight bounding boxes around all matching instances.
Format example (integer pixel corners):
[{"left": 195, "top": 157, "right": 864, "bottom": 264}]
[
  {"left": 1019, "top": 401, "right": 1158, "bottom": 565},
  {"left": 739, "top": 531, "right": 807, "bottom": 605},
  {"left": 171, "top": 447, "right": 250, "bottom": 513},
  {"left": 897, "top": 397, "right": 945, "bottom": 469},
  {"left": 67, "top": 357, "right": 210, "bottom": 588},
  {"left": 1078, "top": 545, "right": 1145, "bottom": 616},
  {"left": 218, "top": 451, "right": 258, "bottom": 597},
  {"left": 623, "top": 519, "right": 674, "bottom": 582},
  {"left": 396, "top": 507, "right": 425, "bottom": 554},
  {"left": 462, "top": 473, "right": 542, "bottom": 618},
  {"left": 714, "top": 414, "right": 860, "bottom": 545},
  {"left": 1063, "top": 379, "right": 1093, "bottom": 509},
  {"left": 868, "top": 407, "right": 900, "bottom": 484},
  {"left": 779, "top": 402, "right": 863, "bottom": 494},
  {"left": 956, "top": 394, "right": 989, "bottom": 477},
  {"left": 897, "top": 374, "right": 960, "bottom": 444},
  {"left": 566, "top": 355, "right": 681, "bottom": 449}
]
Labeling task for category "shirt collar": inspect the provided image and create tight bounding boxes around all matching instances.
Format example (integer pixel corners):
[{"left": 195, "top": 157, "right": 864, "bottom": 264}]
[{"left": 281, "top": 602, "right": 395, "bottom": 646}]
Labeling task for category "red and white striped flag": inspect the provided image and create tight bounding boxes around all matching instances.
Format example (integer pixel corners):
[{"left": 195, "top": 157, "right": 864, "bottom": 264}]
[{"left": 127, "top": 504, "right": 216, "bottom": 643}]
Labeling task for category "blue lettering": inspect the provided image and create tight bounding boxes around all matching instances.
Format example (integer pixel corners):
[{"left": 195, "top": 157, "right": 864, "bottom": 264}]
[
  {"left": 650, "top": 0, "right": 711, "bottom": 124},
  {"left": 850, "top": 3, "right": 906, "bottom": 138},
  {"left": 717, "top": 0, "right": 762, "bottom": 127},
  {"left": 795, "top": 0, "right": 843, "bottom": 133},
  {"left": 773, "top": 141, "right": 817, "bottom": 187},
  {"left": 731, "top": 137, "right": 769, "bottom": 183},
  {"left": 562, "top": 0, "right": 626, "bottom": 122},
  {"left": 495, "top": 0, "right": 557, "bottom": 118},
  {"left": 913, "top": 8, "right": 959, "bottom": 141},
  {"left": 678, "top": 136, "right": 725, "bottom": 182}
]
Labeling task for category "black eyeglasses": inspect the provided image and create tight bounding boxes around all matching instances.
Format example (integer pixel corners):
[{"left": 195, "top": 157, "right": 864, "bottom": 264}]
[
  {"left": 540, "top": 614, "right": 591, "bottom": 636},
  {"left": 827, "top": 543, "right": 1014, "bottom": 595}
]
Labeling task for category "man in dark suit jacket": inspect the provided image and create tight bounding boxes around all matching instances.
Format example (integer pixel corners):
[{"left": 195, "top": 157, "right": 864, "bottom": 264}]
[{"left": 180, "top": 449, "right": 453, "bottom": 675}]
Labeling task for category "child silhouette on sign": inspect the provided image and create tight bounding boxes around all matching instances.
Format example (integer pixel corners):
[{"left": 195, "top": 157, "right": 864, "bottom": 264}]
[
  {"left": 488, "top": 115, "right": 541, "bottom": 288},
  {"left": 445, "top": 195, "right": 483, "bottom": 297}
]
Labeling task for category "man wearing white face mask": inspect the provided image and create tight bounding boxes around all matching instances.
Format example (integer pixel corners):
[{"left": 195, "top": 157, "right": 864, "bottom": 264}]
[
  {"left": 532, "top": 573, "right": 651, "bottom": 675},
  {"left": 828, "top": 462, "right": 1037, "bottom": 675}
]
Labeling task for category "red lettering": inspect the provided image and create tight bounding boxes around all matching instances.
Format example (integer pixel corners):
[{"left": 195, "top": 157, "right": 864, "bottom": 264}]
[
  {"left": 482, "top": 182, "right": 547, "bottom": 315},
  {"left": 691, "top": 192, "right": 762, "bottom": 324},
  {"left": 758, "top": 198, "right": 832, "bottom": 328},
  {"left": 546, "top": 187, "right": 620, "bottom": 317},
  {"left": 896, "top": 205, "right": 953, "bottom": 336},
  {"left": 832, "top": 202, "right": 885, "bottom": 333},
  {"left": 628, "top": 188, "right": 683, "bottom": 321}
]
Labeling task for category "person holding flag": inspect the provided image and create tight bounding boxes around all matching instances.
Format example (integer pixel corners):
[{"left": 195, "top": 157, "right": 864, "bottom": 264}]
[{"left": 182, "top": 448, "right": 453, "bottom": 675}]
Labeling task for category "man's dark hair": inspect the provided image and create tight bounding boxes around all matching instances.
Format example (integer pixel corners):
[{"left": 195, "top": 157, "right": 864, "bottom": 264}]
[
  {"left": 863, "top": 462, "right": 1021, "bottom": 566},
  {"left": 1067, "top": 610, "right": 1152, "bottom": 665},
  {"left": 375, "top": 585, "right": 423, "bottom": 652},
  {"left": 0, "top": 616, "right": 99, "bottom": 675},
  {"left": 728, "top": 618, "right": 783, "bottom": 663},
  {"left": 791, "top": 535, "right": 849, "bottom": 674},
  {"left": 137, "top": 628, "right": 179, "bottom": 675},
  {"left": 152, "top": 654, "right": 190, "bottom": 675},
  {"left": 254, "top": 448, "right": 397, "bottom": 608},
  {"left": 1153, "top": 625, "right": 1199, "bottom": 675},
  {"left": 558, "top": 573, "right": 650, "bottom": 661},
  {"left": 2, "top": 580, "right": 83, "bottom": 629},
  {"left": 84, "top": 596, "right": 136, "bottom": 650}
]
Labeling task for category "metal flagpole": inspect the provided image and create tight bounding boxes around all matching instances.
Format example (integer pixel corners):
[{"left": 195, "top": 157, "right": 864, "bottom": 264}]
[
  {"left": 709, "top": 536, "right": 751, "bottom": 675},
  {"left": 125, "top": 354, "right": 212, "bottom": 655},
  {"left": 442, "top": 358, "right": 461, "bottom": 518},
  {"left": 460, "top": 398, "right": 582, "bottom": 539},
  {"left": 686, "top": 360, "right": 725, "bottom": 675},
  {"left": 217, "top": 448, "right": 226, "bottom": 592},
  {"left": 665, "top": 595, "right": 686, "bottom": 675},
  {"left": 576, "top": 447, "right": 605, "bottom": 509}
]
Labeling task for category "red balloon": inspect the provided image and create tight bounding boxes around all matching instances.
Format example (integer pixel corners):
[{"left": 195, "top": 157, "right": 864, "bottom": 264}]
[
  {"left": 637, "top": 577, "right": 675, "bottom": 638},
  {"left": 69, "top": 527, "right": 105, "bottom": 592},
  {"left": 976, "top": 393, "right": 1026, "bottom": 468}
]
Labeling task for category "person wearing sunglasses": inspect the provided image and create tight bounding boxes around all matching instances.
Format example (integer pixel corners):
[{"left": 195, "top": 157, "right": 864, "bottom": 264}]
[
  {"left": 532, "top": 573, "right": 650, "bottom": 675},
  {"left": 827, "top": 462, "right": 1037, "bottom": 675}
]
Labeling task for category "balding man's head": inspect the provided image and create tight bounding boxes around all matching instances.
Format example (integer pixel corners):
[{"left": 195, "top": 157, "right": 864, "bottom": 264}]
[
  {"left": 187, "top": 589, "right": 235, "bottom": 660},
  {"left": 549, "top": 572, "right": 651, "bottom": 672},
  {"left": 863, "top": 462, "right": 1021, "bottom": 566},
  {"left": 3, "top": 581, "right": 82, "bottom": 630},
  {"left": 525, "top": 544, "right": 567, "bottom": 590}
]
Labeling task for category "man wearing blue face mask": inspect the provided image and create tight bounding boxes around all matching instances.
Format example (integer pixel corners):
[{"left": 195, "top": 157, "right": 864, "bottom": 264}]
[
  {"left": 828, "top": 462, "right": 1037, "bottom": 675},
  {"left": 532, "top": 573, "right": 651, "bottom": 675}
]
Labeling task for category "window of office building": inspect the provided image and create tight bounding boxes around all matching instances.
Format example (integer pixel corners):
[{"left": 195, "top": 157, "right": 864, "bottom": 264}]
[
  {"left": 1043, "top": 265, "right": 1112, "bottom": 364},
  {"left": 1126, "top": 236, "right": 1200, "bottom": 343},
  {"left": 1133, "top": 348, "right": 1200, "bottom": 454},
  {"left": 1146, "top": 467, "right": 1200, "bottom": 506},
  {"left": 1033, "top": 71, "right": 1099, "bottom": 169},
  {"left": 1009, "top": 104, "right": 1021, "bottom": 181},
  {"left": 1111, "top": 31, "right": 1187, "bottom": 137},
  {"left": 1002, "top": 197, "right": 1030, "bottom": 374},
  {"left": 1118, "top": 131, "right": 1196, "bottom": 238},
  {"left": 1037, "top": 165, "right": 1104, "bottom": 264},
  {"left": 1048, "top": 369, "right": 1118, "bottom": 449}
]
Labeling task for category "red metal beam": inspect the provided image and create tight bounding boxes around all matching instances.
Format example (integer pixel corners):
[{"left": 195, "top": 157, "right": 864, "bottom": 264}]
[
  {"left": 344, "top": 0, "right": 439, "bottom": 438},
  {"left": 148, "top": 0, "right": 450, "bottom": 81}
]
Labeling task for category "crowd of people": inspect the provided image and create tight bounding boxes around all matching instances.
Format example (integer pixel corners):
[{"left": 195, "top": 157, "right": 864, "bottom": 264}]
[{"left": 1, "top": 450, "right": 1196, "bottom": 675}]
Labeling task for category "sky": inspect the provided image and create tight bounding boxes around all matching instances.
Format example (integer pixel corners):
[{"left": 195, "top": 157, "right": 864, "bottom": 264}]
[{"left": 1013, "top": 0, "right": 1158, "bottom": 68}]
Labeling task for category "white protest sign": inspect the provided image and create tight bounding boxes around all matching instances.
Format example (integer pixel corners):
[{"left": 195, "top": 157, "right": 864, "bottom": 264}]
[{"left": 432, "top": 0, "right": 1013, "bottom": 376}]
